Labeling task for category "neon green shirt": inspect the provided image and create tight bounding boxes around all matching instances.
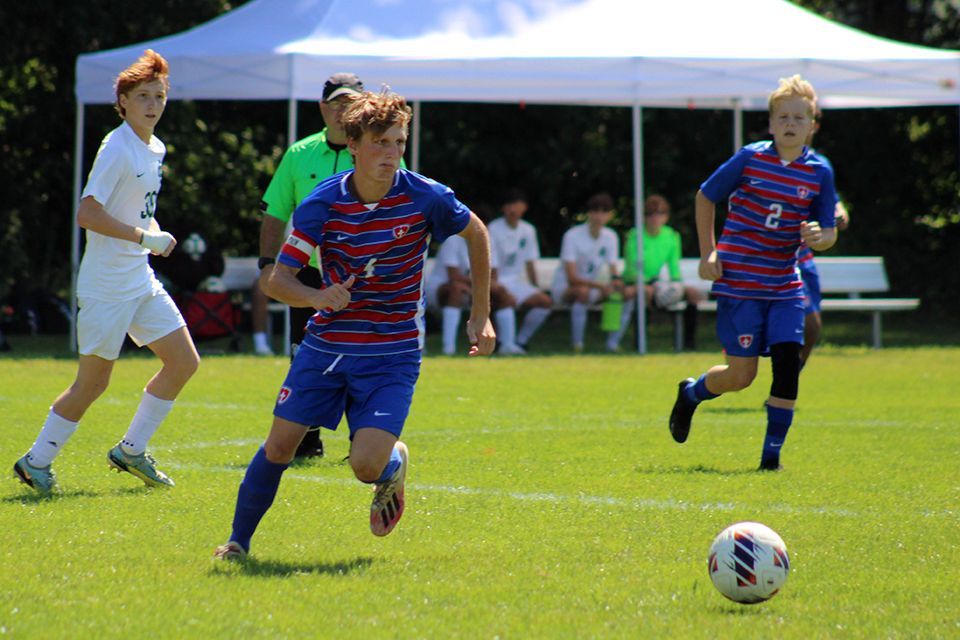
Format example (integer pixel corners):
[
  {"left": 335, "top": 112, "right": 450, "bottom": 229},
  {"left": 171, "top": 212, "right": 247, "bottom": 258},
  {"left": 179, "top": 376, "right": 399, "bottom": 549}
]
[{"left": 622, "top": 225, "right": 683, "bottom": 284}]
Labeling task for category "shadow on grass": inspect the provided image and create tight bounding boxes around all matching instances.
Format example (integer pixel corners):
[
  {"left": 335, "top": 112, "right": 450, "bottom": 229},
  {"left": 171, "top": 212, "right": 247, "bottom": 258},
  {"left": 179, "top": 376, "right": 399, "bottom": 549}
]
[
  {"left": 634, "top": 463, "right": 757, "bottom": 476},
  {"left": 210, "top": 556, "right": 375, "bottom": 578},
  {"left": 1, "top": 483, "right": 165, "bottom": 503},
  {"left": 701, "top": 406, "right": 764, "bottom": 415},
  {"left": 712, "top": 603, "right": 769, "bottom": 615}
]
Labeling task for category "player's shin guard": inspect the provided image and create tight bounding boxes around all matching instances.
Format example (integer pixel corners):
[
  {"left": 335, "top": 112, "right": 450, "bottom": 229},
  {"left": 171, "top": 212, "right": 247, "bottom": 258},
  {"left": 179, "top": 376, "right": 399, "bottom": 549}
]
[{"left": 230, "top": 446, "right": 289, "bottom": 552}]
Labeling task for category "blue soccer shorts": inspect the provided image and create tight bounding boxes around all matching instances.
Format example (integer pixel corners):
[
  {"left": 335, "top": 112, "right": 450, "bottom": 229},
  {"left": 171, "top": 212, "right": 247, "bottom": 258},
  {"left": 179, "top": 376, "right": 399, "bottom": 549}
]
[
  {"left": 799, "top": 260, "right": 822, "bottom": 314},
  {"left": 716, "top": 296, "right": 806, "bottom": 357},
  {"left": 273, "top": 347, "right": 421, "bottom": 439}
]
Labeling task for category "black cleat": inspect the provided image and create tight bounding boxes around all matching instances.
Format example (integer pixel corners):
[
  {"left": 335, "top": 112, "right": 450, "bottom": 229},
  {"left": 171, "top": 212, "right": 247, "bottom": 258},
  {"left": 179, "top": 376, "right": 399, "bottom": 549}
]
[
  {"left": 758, "top": 458, "right": 782, "bottom": 472},
  {"left": 295, "top": 428, "right": 324, "bottom": 459},
  {"left": 669, "top": 378, "right": 697, "bottom": 443}
]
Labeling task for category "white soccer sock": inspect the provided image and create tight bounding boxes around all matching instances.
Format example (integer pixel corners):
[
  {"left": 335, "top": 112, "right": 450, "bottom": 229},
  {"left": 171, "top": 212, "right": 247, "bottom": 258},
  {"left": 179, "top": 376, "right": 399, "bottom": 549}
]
[
  {"left": 441, "top": 306, "right": 462, "bottom": 355},
  {"left": 517, "top": 307, "right": 550, "bottom": 345},
  {"left": 494, "top": 307, "right": 517, "bottom": 349},
  {"left": 571, "top": 302, "right": 588, "bottom": 347},
  {"left": 121, "top": 391, "right": 175, "bottom": 455},
  {"left": 609, "top": 299, "right": 636, "bottom": 346},
  {"left": 27, "top": 409, "right": 80, "bottom": 467},
  {"left": 253, "top": 331, "right": 269, "bottom": 351}
]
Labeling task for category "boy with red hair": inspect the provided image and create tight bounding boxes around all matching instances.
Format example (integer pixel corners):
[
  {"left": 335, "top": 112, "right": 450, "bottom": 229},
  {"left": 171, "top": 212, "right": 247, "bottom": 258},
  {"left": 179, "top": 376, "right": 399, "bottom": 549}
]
[{"left": 14, "top": 50, "right": 199, "bottom": 494}]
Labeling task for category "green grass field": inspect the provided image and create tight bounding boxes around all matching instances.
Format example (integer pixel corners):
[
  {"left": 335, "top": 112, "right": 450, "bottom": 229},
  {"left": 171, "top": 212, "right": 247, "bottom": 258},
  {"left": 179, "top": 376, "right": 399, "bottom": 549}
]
[{"left": 1, "top": 344, "right": 958, "bottom": 638}]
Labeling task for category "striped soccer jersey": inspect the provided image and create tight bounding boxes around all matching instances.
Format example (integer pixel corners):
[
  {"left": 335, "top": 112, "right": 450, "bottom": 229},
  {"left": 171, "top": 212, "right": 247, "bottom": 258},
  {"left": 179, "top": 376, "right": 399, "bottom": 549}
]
[
  {"left": 279, "top": 169, "right": 471, "bottom": 355},
  {"left": 700, "top": 141, "right": 837, "bottom": 300}
]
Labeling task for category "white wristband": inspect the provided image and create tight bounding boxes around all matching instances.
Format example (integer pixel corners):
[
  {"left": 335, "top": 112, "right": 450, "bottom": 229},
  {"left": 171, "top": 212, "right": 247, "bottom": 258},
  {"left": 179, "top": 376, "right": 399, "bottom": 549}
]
[{"left": 140, "top": 230, "right": 175, "bottom": 254}]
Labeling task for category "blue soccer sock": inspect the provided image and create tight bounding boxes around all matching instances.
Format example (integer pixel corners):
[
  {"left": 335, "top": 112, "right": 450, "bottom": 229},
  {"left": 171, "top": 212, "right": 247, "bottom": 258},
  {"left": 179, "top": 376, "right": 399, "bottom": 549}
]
[
  {"left": 369, "top": 444, "right": 402, "bottom": 485},
  {"left": 229, "top": 446, "right": 289, "bottom": 552},
  {"left": 683, "top": 373, "right": 720, "bottom": 406},
  {"left": 761, "top": 405, "right": 794, "bottom": 467}
]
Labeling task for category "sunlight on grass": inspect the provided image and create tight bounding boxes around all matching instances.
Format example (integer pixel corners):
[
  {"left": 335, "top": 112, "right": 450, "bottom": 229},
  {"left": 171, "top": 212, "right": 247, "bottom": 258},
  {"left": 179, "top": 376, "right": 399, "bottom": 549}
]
[{"left": 1, "top": 348, "right": 958, "bottom": 638}]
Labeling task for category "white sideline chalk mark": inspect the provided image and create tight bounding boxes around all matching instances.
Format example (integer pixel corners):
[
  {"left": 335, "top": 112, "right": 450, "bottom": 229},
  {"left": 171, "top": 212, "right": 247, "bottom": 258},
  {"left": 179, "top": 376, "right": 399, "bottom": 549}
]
[{"left": 164, "top": 461, "right": 870, "bottom": 518}]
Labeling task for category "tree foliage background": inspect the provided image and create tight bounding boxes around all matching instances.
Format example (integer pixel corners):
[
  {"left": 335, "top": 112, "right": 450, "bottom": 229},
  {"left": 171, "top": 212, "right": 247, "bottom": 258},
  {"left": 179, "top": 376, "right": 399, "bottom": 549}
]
[{"left": 2, "top": 0, "right": 958, "bottom": 324}]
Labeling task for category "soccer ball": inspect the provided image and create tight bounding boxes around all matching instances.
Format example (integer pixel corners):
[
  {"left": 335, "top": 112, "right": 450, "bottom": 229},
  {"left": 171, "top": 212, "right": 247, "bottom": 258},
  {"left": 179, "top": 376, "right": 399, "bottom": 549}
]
[
  {"left": 181, "top": 232, "right": 207, "bottom": 261},
  {"left": 652, "top": 280, "right": 684, "bottom": 308},
  {"left": 707, "top": 521, "right": 790, "bottom": 604}
]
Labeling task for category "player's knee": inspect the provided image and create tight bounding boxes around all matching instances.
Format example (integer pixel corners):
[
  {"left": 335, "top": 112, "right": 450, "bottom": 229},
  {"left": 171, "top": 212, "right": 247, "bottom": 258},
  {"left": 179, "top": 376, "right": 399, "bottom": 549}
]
[
  {"left": 770, "top": 342, "right": 801, "bottom": 400},
  {"left": 349, "top": 456, "right": 383, "bottom": 483},
  {"left": 728, "top": 368, "right": 756, "bottom": 391},
  {"left": 166, "top": 353, "right": 200, "bottom": 385},
  {"left": 180, "top": 351, "right": 201, "bottom": 378},
  {"left": 263, "top": 438, "right": 297, "bottom": 464}
]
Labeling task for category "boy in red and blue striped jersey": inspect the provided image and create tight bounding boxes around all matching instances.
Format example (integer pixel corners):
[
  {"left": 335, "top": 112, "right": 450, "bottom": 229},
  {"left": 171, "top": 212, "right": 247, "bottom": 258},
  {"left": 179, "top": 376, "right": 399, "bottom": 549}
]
[
  {"left": 669, "top": 75, "right": 838, "bottom": 471},
  {"left": 215, "top": 89, "right": 496, "bottom": 560}
]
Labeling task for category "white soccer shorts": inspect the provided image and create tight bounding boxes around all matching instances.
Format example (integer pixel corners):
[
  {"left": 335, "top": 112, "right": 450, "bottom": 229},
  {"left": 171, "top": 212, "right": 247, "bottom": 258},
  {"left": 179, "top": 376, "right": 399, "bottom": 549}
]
[{"left": 77, "top": 289, "right": 185, "bottom": 360}]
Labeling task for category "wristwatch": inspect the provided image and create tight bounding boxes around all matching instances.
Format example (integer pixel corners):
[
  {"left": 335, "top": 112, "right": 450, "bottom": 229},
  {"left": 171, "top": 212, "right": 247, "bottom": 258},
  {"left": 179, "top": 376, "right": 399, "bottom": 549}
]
[{"left": 257, "top": 257, "right": 276, "bottom": 270}]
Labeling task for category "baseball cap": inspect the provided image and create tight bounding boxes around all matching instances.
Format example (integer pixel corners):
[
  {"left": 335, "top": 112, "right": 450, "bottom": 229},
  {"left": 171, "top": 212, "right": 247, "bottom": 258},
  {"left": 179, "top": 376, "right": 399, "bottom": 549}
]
[{"left": 322, "top": 72, "right": 364, "bottom": 102}]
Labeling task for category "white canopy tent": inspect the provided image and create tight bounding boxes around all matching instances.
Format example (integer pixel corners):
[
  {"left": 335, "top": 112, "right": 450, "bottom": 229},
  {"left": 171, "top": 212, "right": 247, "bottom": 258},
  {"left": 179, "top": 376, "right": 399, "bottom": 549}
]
[{"left": 74, "top": 0, "right": 960, "bottom": 352}]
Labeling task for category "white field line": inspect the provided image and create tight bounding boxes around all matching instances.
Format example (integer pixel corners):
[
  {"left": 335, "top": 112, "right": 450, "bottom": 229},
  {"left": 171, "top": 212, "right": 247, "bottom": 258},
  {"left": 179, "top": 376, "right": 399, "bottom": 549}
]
[
  {"left": 159, "top": 439, "right": 956, "bottom": 519},
  {"left": 164, "top": 460, "right": 874, "bottom": 519}
]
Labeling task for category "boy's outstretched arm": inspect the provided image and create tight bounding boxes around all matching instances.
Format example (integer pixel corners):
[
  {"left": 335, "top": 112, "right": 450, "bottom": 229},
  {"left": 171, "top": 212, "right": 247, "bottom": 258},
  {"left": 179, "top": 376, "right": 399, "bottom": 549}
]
[
  {"left": 695, "top": 189, "right": 722, "bottom": 281},
  {"left": 459, "top": 212, "right": 496, "bottom": 356}
]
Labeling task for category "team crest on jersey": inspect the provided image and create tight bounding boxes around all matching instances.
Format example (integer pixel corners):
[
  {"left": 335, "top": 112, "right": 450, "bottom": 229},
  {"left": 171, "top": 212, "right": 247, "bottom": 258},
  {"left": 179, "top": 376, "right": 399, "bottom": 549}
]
[
  {"left": 277, "top": 386, "right": 292, "bottom": 404},
  {"left": 393, "top": 224, "right": 410, "bottom": 239},
  {"left": 797, "top": 186, "right": 809, "bottom": 199},
  {"left": 738, "top": 334, "right": 754, "bottom": 349}
]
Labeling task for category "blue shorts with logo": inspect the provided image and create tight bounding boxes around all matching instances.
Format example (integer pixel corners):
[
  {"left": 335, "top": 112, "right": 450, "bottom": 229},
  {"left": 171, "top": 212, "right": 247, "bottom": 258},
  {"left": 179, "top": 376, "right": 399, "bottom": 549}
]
[
  {"left": 273, "top": 346, "right": 421, "bottom": 439},
  {"left": 716, "top": 296, "right": 806, "bottom": 357},
  {"left": 799, "top": 260, "right": 822, "bottom": 314}
]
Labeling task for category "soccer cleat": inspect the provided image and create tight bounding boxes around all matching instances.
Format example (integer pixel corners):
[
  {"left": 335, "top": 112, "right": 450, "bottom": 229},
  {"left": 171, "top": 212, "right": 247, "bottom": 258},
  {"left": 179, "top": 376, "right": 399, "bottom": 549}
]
[
  {"left": 13, "top": 455, "right": 58, "bottom": 495},
  {"left": 669, "top": 378, "right": 697, "bottom": 443},
  {"left": 294, "top": 429, "right": 324, "bottom": 459},
  {"left": 370, "top": 442, "right": 408, "bottom": 537},
  {"left": 107, "top": 443, "right": 175, "bottom": 487},
  {"left": 213, "top": 540, "right": 248, "bottom": 561},
  {"left": 758, "top": 458, "right": 782, "bottom": 472}
]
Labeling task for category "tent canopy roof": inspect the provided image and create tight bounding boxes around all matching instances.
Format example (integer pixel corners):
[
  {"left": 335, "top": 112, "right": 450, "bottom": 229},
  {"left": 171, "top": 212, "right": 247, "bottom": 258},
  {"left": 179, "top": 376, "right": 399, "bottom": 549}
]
[{"left": 76, "top": 0, "right": 960, "bottom": 108}]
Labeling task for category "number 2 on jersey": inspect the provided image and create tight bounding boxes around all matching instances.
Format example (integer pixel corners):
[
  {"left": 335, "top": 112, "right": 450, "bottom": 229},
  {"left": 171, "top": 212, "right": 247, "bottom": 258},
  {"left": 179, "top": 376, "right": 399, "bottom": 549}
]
[{"left": 765, "top": 203, "right": 783, "bottom": 229}]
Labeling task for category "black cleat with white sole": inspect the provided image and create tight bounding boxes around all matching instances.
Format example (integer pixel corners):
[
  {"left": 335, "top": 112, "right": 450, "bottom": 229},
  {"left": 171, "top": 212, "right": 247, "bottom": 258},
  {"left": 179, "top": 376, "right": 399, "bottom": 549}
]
[{"left": 669, "top": 378, "right": 697, "bottom": 443}]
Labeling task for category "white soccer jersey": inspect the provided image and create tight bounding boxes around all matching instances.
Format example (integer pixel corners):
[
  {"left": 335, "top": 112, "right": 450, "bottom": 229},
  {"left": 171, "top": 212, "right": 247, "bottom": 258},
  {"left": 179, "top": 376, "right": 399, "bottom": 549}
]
[
  {"left": 77, "top": 122, "right": 165, "bottom": 301},
  {"left": 551, "top": 223, "right": 620, "bottom": 294},
  {"left": 425, "top": 233, "right": 500, "bottom": 306},
  {"left": 487, "top": 217, "right": 540, "bottom": 282}
]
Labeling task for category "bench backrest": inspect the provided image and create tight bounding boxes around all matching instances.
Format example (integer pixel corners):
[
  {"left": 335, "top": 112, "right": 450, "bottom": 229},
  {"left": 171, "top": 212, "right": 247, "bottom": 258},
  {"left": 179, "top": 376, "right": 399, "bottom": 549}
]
[
  {"left": 221, "top": 257, "right": 260, "bottom": 291},
  {"left": 522, "top": 256, "right": 891, "bottom": 297},
  {"left": 234, "top": 255, "right": 891, "bottom": 297},
  {"left": 678, "top": 256, "right": 891, "bottom": 296}
]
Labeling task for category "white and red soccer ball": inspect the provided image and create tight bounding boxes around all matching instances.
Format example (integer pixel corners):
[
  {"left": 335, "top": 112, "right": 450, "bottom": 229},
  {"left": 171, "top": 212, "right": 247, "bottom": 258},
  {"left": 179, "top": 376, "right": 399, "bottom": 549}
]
[{"left": 708, "top": 521, "right": 790, "bottom": 604}]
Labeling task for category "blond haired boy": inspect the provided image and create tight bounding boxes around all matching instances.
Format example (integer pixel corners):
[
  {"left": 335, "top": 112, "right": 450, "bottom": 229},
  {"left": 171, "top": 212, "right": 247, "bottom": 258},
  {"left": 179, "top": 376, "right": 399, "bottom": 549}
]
[{"left": 668, "top": 75, "right": 838, "bottom": 471}]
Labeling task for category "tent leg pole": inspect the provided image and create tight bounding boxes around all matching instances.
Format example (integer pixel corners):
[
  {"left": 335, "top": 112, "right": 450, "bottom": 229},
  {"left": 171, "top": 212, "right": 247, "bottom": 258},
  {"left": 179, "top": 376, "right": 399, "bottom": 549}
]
[
  {"left": 70, "top": 101, "right": 85, "bottom": 353},
  {"left": 412, "top": 101, "right": 421, "bottom": 173},
  {"left": 282, "top": 97, "right": 298, "bottom": 357},
  {"left": 632, "top": 103, "right": 646, "bottom": 355}
]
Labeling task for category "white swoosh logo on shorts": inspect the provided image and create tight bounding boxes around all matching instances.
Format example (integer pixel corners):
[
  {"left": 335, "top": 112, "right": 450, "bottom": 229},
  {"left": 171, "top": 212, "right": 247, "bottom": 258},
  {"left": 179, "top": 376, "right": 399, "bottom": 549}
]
[{"left": 374, "top": 411, "right": 391, "bottom": 416}]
